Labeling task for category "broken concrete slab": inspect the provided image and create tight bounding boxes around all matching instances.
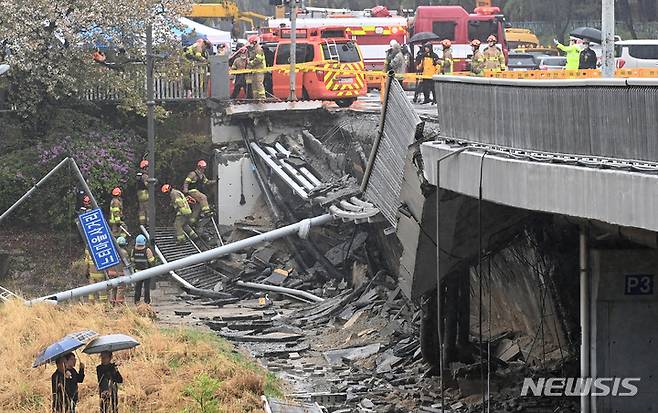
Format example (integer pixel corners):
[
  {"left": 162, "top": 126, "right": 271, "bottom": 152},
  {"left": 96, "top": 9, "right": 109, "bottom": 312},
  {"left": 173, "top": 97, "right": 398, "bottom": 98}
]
[
  {"left": 343, "top": 309, "right": 366, "bottom": 330},
  {"left": 323, "top": 343, "right": 381, "bottom": 364},
  {"left": 495, "top": 338, "right": 522, "bottom": 363},
  {"left": 264, "top": 397, "right": 324, "bottom": 413},
  {"left": 219, "top": 331, "right": 304, "bottom": 343}
]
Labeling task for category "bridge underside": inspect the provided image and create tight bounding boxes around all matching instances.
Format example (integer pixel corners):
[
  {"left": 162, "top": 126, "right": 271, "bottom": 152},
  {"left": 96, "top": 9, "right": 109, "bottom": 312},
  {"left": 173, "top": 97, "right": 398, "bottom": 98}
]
[{"left": 421, "top": 142, "right": 658, "bottom": 234}]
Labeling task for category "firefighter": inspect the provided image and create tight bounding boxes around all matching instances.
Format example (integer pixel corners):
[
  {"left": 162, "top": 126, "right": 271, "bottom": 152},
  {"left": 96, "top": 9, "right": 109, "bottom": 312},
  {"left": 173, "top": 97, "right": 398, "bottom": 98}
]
[
  {"left": 470, "top": 39, "right": 485, "bottom": 76},
  {"left": 106, "top": 236, "right": 128, "bottom": 305},
  {"left": 184, "top": 38, "right": 211, "bottom": 62},
  {"left": 554, "top": 38, "right": 581, "bottom": 70},
  {"left": 108, "top": 187, "right": 124, "bottom": 237},
  {"left": 440, "top": 39, "right": 453, "bottom": 74},
  {"left": 385, "top": 40, "right": 406, "bottom": 83},
  {"left": 247, "top": 35, "right": 266, "bottom": 101},
  {"left": 483, "top": 35, "right": 506, "bottom": 72},
  {"left": 136, "top": 160, "right": 149, "bottom": 226},
  {"left": 85, "top": 248, "right": 107, "bottom": 303},
  {"left": 231, "top": 47, "right": 249, "bottom": 99},
  {"left": 161, "top": 184, "right": 199, "bottom": 244},
  {"left": 131, "top": 234, "right": 156, "bottom": 305},
  {"left": 417, "top": 43, "right": 439, "bottom": 104},
  {"left": 183, "top": 160, "right": 216, "bottom": 222}
]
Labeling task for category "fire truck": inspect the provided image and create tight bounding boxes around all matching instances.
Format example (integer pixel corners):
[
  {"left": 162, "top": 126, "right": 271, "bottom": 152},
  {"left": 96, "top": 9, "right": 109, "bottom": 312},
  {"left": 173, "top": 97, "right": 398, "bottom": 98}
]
[
  {"left": 268, "top": 7, "right": 408, "bottom": 88},
  {"left": 412, "top": 5, "right": 508, "bottom": 72},
  {"left": 255, "top": 26, "right": 367, "bottom": 107}
]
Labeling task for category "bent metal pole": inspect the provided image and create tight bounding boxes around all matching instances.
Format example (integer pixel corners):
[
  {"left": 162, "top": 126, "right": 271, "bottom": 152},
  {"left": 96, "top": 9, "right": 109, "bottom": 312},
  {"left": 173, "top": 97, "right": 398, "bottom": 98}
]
[{"left": 28, "top": 214, "right": 334, "bottom": 304}]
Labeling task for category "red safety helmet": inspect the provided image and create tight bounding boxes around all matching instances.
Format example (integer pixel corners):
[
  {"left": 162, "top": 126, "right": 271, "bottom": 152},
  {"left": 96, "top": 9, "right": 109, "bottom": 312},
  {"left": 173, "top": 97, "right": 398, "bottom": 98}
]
[
  {"left": 248, "top": 35, "right": 259, "bottom": 44},
  {"left": 197, "top": 160, "right": 207, "bottom": 169},
  {"left": 441, "top": 39, "right": 452, "bottom": 48},
  {"left": 140, "top": 159, "right": 149, "bottom": 169},
  {"left": 111, "top": 187, "right": 122, "bottom": 197},
  {"left": 471, "top": 39, "right": 481, "bottom": 48},
  {"left": 161, "top": 184, "right": 171, "bottom": 194},
  {"left": 82, "top": 195, "right": 91, "bottom": 206},
  {"left": 487, "top": 35, "right": 497, "bottom": 43}
]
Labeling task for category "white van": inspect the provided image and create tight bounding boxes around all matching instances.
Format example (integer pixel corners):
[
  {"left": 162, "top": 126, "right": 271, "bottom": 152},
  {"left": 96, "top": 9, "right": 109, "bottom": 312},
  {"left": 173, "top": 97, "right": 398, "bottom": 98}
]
[{"left": 615, "top": 39, "right": 658, "bottom": 68}]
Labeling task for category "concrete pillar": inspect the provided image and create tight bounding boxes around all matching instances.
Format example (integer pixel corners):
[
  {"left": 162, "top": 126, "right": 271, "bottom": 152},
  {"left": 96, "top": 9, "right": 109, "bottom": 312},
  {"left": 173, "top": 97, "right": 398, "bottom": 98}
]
[
  {"left": 209, "top": 54, "right": 230, "bottom": 100},
  {"left": 601, "top": 0, "right": 616, "bottom": 77}
]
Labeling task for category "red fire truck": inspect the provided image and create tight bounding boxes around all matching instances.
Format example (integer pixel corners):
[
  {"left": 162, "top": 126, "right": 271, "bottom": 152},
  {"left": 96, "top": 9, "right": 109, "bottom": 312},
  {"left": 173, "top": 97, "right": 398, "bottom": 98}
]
[
  {"left": 268, "top": 7, "right": 408, "bottom": 88},
  {"left": 412, "top": 5, "right": 508, "bottom": 72}
]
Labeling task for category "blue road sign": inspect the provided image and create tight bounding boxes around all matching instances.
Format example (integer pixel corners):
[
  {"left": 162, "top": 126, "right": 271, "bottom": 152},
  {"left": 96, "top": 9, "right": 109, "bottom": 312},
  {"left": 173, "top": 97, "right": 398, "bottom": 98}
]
[{"left": 79, "top": 208, "right": 120, "bottom": 271}]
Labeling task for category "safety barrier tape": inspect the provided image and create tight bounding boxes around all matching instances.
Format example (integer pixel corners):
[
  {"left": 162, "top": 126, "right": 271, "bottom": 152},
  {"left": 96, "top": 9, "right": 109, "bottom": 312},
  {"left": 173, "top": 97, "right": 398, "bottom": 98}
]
[{"left": 485, "top": 68, "right": 658, "bottom": 79}]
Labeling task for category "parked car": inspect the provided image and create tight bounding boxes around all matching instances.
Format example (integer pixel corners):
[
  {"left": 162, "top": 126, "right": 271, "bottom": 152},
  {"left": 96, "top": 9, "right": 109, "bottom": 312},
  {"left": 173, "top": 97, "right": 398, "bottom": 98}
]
[
  {"left": 507, "top": 53, "right": 539, "bottom": 71},
  {"left": 538, "top": 56, "right": 567, "bottom": 70},
  {"left": 615, "top": 39, "right": 658, "bottom": 68}
]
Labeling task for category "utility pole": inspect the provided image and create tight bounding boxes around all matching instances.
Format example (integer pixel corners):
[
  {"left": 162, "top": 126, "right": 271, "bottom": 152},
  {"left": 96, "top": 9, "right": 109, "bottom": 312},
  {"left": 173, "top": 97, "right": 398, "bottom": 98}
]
[
  {"left": 288, "top": 0, "right": 298, "bottom": 101},
  {"left": 601, "top": 0, "right": 615, "bottom": 77},
  {"left": 146, "top": 23, "right": 157, "bottom": 244}
]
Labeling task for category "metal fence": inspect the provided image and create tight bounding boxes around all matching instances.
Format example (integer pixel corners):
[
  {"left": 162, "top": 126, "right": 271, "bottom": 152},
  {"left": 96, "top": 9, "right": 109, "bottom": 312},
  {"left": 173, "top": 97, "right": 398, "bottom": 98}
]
[
  {"left": 434, "top": 76, "right": 658, "bottom": 163},
  {"left": 83, "top": 66, "right": 208, "bottom": 102},
  {"left": 363, "top": 78, "right": 424, "bottom": 227}
]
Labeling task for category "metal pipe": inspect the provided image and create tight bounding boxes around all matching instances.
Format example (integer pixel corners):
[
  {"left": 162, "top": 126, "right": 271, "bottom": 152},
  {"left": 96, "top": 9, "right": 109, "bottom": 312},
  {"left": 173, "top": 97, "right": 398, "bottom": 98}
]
[
  {"left": 214, "top": 148, "right": 222, "bottom": 228},
  {"left": 300, "top": 167, "right": 322, "bottom": 187},
  {"left": 28, "top": 214, "right": 334, "bottom": 304},
  {"left": 360, "top": 71, "right": 394, "bottom": 193},
  {"left": 236, "top": 280, "right": 324, "bottom": 303},
  {"left": 435, "top": 146, "right": 469, "bottom": 413},
  {"left": 580, "top": 229, "right": 590, "bottom": 413},
  {"left": 601, "top": 0, "right": 615, "bottom": 78},
  {"left": 288, "top": 0, "right": 297, "bottom": 101},
  {"left": 140, "top": 225, "right": 195, "bottom": 290},
  {"left": 146, "top": 22, "right": 157, "bottom": 249},
  {"left": 0, "top": 157, "right": 71, "bottom": 224},
  {"left": 250, "top": 142, "right": 308, "bottom": 199},
  {"left": 263, "top": 146, "right": 315, "bottom": 190}
]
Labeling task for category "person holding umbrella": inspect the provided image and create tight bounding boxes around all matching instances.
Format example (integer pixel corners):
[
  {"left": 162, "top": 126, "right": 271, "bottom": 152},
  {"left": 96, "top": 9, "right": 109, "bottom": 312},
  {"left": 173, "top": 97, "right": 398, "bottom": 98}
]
[
  {"left": 84, "top": 334, "right": 139, "bottom": 413},
  {"left": 51, "top": 356, "right": 69, "bottom": 413},
  {"left": 65, "top": 353, "right": 85, "bottom": 413},
  {"left": 97, "top": 351, "right": 123, "bottom": 413}
]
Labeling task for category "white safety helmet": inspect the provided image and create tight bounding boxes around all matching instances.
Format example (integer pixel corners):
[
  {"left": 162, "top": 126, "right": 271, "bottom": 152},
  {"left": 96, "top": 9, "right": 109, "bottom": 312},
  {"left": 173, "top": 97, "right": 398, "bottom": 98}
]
[{"left": 389, "top": 39, "right": 399, "bottom": 48}]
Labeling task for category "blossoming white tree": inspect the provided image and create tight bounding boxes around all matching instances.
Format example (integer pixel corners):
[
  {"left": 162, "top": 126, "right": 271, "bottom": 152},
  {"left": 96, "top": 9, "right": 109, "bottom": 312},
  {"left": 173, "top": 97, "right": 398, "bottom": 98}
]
[{"left": 0, "top": 0, "right": 192, "bottom": 115}]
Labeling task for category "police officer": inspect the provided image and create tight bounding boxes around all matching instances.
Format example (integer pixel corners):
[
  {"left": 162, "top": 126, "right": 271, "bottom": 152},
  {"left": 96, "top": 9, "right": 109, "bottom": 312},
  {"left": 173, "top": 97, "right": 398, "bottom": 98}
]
[
  {"left": 161, "top": 184, "right": 199, "bottom": 244},
  {"left": 136, "top": 160, "right": 149, "bottom": 226},
  {"left": 131, "top": 234, "right": 156, "bottom": 305},
  {"left": 183, "top": 160, "right": 216, "bottom": 222},
  {"left": 483, "top": 35, "right": 506, "bottom": 72}
]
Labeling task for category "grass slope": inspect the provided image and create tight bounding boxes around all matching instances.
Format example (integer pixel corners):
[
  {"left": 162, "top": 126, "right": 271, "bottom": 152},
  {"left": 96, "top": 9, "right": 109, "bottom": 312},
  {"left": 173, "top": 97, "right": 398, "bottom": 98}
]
[{"left": 0, "top": 300, "right": 280, "bottom": 412}]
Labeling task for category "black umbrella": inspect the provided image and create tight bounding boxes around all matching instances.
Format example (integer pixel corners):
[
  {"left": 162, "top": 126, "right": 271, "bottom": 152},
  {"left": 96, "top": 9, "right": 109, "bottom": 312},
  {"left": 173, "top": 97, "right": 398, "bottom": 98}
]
[
  {"left": 408, "top": 31, "right": 441, "bottom": 44},
  {"left": 570, "top": 27, "right": 602, "bottom": 44}
]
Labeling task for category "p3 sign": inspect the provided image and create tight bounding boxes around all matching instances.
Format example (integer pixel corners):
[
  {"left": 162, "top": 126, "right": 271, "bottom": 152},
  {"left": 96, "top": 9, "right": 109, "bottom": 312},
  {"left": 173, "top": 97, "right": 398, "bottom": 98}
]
[{"left": 624, "top": 274, "right": 654, "bottom": 295}]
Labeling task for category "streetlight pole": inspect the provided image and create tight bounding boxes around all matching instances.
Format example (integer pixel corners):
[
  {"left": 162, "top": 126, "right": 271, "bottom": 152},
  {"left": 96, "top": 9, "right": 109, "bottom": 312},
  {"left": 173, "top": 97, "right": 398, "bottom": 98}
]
[
  {"left": 146, "top": 23, "right": 157, "bottom": 243},
  {"left": 288, "top": 0, "right": 298, "bottom": 101},
  {"left": 601, "top": 0, "right": 615, "bottom": 77}
]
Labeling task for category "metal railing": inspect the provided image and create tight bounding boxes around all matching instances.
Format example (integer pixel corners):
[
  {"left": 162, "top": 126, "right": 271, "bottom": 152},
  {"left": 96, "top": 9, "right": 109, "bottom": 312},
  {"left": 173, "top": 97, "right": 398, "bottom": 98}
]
[
  {"left": 83, "top": 65, "right": 208, "bottom": 102},
  {"left": 433, "top": 75, "right": 658, "bottom": 163}
]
